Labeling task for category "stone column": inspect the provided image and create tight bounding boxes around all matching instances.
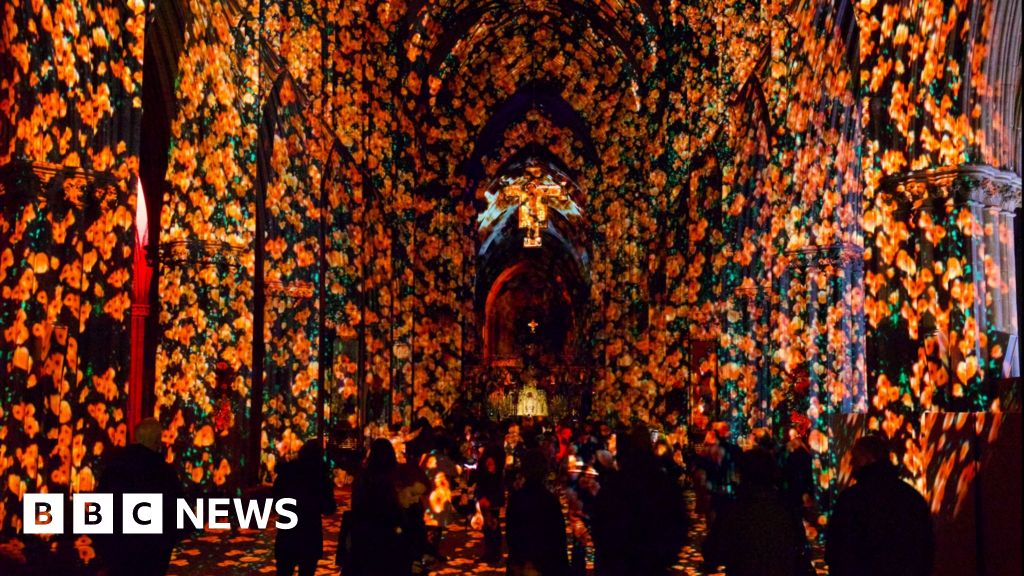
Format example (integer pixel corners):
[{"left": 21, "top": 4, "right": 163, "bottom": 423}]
[
  {"left": 778, "top": 242, "right": 865, "bottom": 518},
  {"left": 129, "top": 302, "right": 151, "bottom": 438},
  {"left": 983, "top": 205, "right": 1005, "bottom": 331},
  {"left": 1002, "top": 214, "right": 1019, "bottom": 376},
  {"left": 0, "top": 161, "right": 133, "bottom": 530},
  {"left": 875, "top": 165, "right": 1022, "bottom": 407},
  {"left": 785, "top": 243, "right": 867, "bottom": 414},
  {"left": 156, "top": 237, "right": 250, "bottom": 487}
]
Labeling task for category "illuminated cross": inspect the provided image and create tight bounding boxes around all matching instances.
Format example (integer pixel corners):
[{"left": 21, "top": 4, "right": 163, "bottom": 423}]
[
  {"left": 500, "top": 164, "right": 568, "bottom": 248},
  {"left": 527, "top": 319, "right": 539, "bottom": 333}
]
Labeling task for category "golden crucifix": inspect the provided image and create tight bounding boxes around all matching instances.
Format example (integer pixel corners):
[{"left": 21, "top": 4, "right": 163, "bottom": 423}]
[
  {"left": 527, "top": 319, "right": 539, "bottom": 333},
  {"left": 498, "top": 163, "right": 571, "bottom": 248}
]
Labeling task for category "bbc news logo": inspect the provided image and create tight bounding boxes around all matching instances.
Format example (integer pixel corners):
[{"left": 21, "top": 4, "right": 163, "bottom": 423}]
[{"left": 23, "top": 494, "right": 298, "bottom": 534}]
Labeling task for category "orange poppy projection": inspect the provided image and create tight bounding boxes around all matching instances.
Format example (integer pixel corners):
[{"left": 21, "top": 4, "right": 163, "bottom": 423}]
[{"left": 0, "top": 0, "right": 1020, "bottom": 573}]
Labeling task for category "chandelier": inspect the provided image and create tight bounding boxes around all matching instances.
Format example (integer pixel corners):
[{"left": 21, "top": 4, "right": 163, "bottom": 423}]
[{"left": 497, "top": 163, "right": 573, "bottom": 248}]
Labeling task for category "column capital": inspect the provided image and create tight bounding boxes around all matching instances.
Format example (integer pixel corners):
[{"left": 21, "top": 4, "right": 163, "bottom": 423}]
[
  {"left": 265, "top": 280, "right": 315, "bottom": 299},
  {"left": 879, "top": 164, "right": 1022, "bottom": 212},
  {"left": 0, "top": 160, "right": 120, "bottom": 206},
  {"left": 786, "top": 242, "right": 865, "bottom": 271},
  {"left": 161, "top": 237, "right": 247, "bottom": 268}
]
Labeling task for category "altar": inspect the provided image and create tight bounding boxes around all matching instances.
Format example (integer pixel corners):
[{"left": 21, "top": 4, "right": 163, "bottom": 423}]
[{"left": 515, "top": 383, "right": 548, "bottom": 417}]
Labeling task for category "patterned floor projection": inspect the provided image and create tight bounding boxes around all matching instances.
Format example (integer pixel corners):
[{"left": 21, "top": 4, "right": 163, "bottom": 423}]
[{"left": 165, "top": 488, "right": 829, "bottom": 575}]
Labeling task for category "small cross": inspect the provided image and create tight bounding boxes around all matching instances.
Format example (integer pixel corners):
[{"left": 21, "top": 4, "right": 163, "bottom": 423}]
[{"left": 527, "top": 319, "right": 539, "bottom": 333}]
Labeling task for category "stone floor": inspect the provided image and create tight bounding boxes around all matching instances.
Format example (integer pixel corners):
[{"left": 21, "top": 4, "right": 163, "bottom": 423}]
[{"left": 165, "top": 487, "right": 829, "bottom": 576}]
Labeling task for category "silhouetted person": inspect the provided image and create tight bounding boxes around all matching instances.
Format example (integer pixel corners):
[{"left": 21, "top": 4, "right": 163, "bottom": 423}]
[
  {"left": 577, "top": 421, "right": 601, "bottom": 465},
  {"left": 471, "top": 441, "right": 506, "bottom": 563},
  {"left": 273, "top": 441, "right": 336, "bottom": 576},
  {"left": 340, "top": 438, "right": 396, "bottom": 569},
  {"left": 781, "top": 433, "right": 813, "bottom": 518},
  {"left": 655, "top": 437, "right": 683, "bottom": 481},
  {"left": 706, "top": 423, "right": 741, "bottom": 522},
  {"left": 555, "top": 425, "right": 574, "bottom": 463},
  {"left": 506, "top": 449, "right": 569, "bottom": 576},
  {"left": 406, "top": 417, "right": 433, "bottom": 466},
  {"left": 351, "top": 437, "right": 399, "bottom": 511},
  {"left": 346, "top": 463, "right": 430, "bottom": 576},
  {"left": 591, "top": 425, "right": 688, "bottom": 576},
  {"left": 826, "top": 434, "right": 934, "bottom": 576},
  {"left": 702, "top": 447, "right": 811, "bottom": 576},
  {"left": 394, "top": 464, "right": 433, "bottom": 573},
  {"left": 98, "top": 418, "right": 183, "bottom": 576},
  {"left": 751, "top": 427, "right": 776, "bottom": 455}
]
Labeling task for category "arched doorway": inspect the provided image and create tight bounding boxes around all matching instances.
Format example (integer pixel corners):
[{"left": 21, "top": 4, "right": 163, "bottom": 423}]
[
  {"left": 484, "top": 261, "right": 575, "bottom": 361},
  {"left": 473, "top": 159, "right": 591, "bottom": 419}
]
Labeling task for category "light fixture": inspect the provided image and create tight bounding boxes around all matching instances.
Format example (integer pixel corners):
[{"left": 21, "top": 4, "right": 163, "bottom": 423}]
[
  {"left": 499, "top": 162, "right": 571, "bottom": 247},
  {"left": 476, "top": 160, "right": 582, "bottom": 247}
]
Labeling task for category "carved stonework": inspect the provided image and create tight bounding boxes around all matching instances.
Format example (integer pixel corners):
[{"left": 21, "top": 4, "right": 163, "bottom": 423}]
[
  {"left": 879, "top": 164, "right": 1022, "bottom": 212},
  {"left": 786, "top": 243, "right": 864, "bottom": 271},
  {"left": 161, "top": 237, "right": 246, "bottom": 268},
  {"left": 0, "top": 160, "right": 119, "bottom": 206},
  {"left": 870, "top": 163, "right": 1022, "bottom": 395},
  {"left": 265, "top": 280, "right": 315, "bottom": 299}
]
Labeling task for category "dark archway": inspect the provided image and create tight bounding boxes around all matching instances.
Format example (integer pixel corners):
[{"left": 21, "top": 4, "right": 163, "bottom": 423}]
[
  {"left": 483, "top": 252, "right": 578, "bottom": 363},
  {"left": 136, "top": 0, "right": 189, "bottom": 437},
  {"left": 471, "top": 158, "right": 592, "bottom": 417}
]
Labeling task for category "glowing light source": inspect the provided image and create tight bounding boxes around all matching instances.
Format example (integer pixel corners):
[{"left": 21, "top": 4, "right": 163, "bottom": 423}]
[
  {"left": 135, "top": 178, "right": 148, "bottom": 245},
  {"left": 480, "top": 161, "right": 578, "bottom": 248}
]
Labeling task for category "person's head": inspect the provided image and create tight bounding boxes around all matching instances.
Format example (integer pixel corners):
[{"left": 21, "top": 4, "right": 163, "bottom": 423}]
[
  {"left": 519, "top": 448, "right": 548, "bottom": 484},
  {"left": 616, "top": 424, "right": 655, "bottom": 470},
  {"left": 704, "top": 430, "right": 719, "bottom": 445},
  {"left": 655, "top": 438, "right": 671, "bottom": 457},
  {"left": 134, "top": 418, "right": 162, "bottom": 453},
  {"left": 789, "top": 429, "right": 812, "bottom": 455},
  {"left": 738, "top": 447, "right": 776, "bottom": 488},
  {"left": 713, "top": 421, "right": 731, "bottom": 441},
  {"left": 367, "top": 438, "right": 397, "bottom": 473},
  {"left": 394, "top": 464, "right": 430, "bottom": 509},
  {"left": 752, "top": 428, "right": 774, "bottom": 452},
  {"left": 851, "top": 434, "right": 891, "bottom": 473},
  {"left": 298, "top": 440, "right": 323, "bottom": 464}
]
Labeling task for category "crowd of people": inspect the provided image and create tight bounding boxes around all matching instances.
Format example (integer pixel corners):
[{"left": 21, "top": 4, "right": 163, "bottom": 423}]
[
  {"left": 322, "top": 416, "right": 692, "bottom": 576},
  {"left": 96, "top": 415, "right": 936, "bottom": 576}
]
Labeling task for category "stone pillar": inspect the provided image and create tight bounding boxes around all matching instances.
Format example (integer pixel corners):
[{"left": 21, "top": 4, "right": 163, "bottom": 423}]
[
  {"left": 784, "top": 243, "right": 867, "bottom": 414},
  {"left": 733, "top": 281, "right": 768, "bottom": 429},
  {"left": 0, "top": 161, "right": 134, "bottom": 531},
  {"left": 778, "top": 242, "right": 865, "bottom": 520},
  {"left": 1002, "top": 208, "right": 1020, "bottom": 365},
  {"left": 874, "top": 165, "right": 1022, "bottom": 408},
  {"left": 156, "top": 237, "right": 250, "bottom": 487}
]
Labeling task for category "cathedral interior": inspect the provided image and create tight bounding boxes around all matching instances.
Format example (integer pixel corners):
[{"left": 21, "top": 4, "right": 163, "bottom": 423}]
[{"left": 0, "top": 0, "right": 1021, "bottom": 574}]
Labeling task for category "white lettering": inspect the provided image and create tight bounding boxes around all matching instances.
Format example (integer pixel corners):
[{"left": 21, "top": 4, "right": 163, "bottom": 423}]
[
  {"left": 176, "top": 499, "right": 204, "bottom": 530},
  {"left": 207, "top": 498, "right": 231, "bottom": 530},
  {"left": 22, "top": 494, "right": 303, "bottom": 533},
  {"left": 274, "top": 498, "right": 298, "bottom": 529},
  {"left": 123, "top": 494, "right": 162, "bottom": 534},
  {"left": 23, "top": 494, "right": 64, "bottom": 534},
  {"left": 72, "top": 493, "right": 113, "bottom": 534},
  {"left": 233, "top": 498, "right": 273, "bottom": 529}
]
